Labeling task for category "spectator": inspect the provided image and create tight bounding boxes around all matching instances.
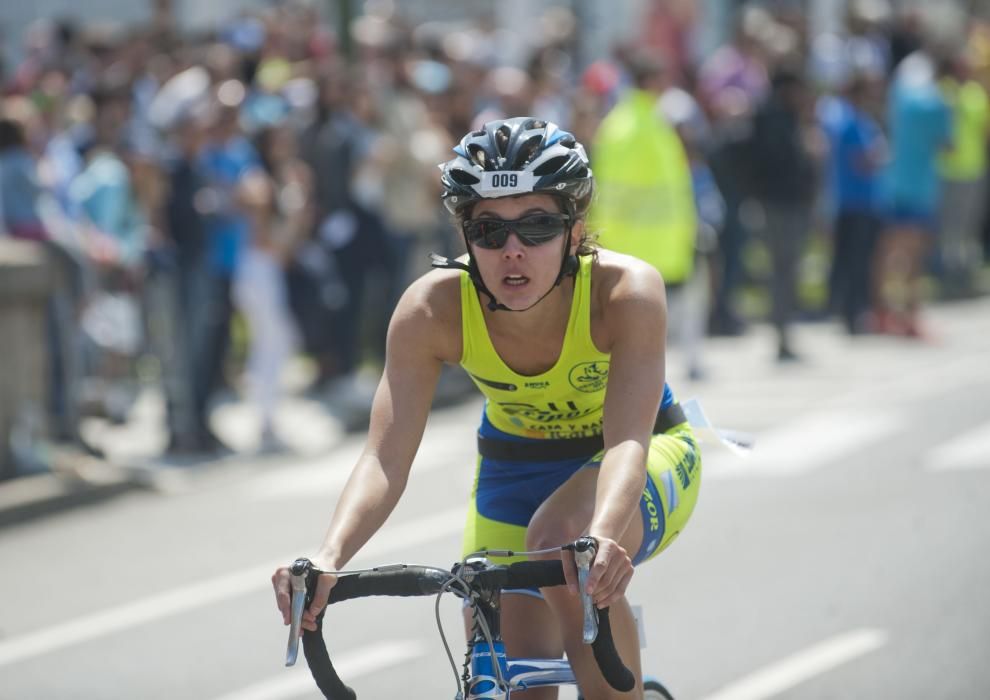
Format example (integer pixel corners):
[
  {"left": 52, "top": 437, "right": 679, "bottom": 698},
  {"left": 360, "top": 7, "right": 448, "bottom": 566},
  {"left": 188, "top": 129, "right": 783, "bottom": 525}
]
[
  {"left": 197, "top": 82, "right": 261, "bottom": 402},
  {"left": 750, "top": 66, "right": 819, "bottom": 361},
  {"left": 374, "top": 60, "right": 449, "bottom": 292},
  {"left": 159, "top": 109, "right": 221, "bottom": 453},
  {"left": 68, "top": 81, "right": 148, "bottom": 424},
  {"left": 937, "top": 50, "right": 989, "bottom": 299},
  {"left": 874, "top": 45, "right": 952, "bottom": 337},
  {"left": 295, "top": 67, "right": 366, "bottom": 386},
  {"left": 821, "top": 65, "right": 887, "bottom": 335},
  {"left": 233, "top": 122, "right": 311, "bottom": 452},
  {"left": 698, "top": 5, "right": 771, "bottom": 336},
  {"left": 69, "top": 83, "right": 147, "bottom": 269},
  {"left": 590, "top": 49, "right": 698, "bottom": 370},
  {"left": 0, "top": 114, "right": 48, "bottom": 242},
  {"left": 659, "top": 83, "right": 724, "bottom": 380}
]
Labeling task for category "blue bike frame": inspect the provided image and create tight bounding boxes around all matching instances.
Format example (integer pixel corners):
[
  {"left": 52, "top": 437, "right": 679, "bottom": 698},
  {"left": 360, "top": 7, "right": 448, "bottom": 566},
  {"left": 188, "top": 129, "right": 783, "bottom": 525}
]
[{"left": 467, "top": 640, "right": 576, "bottom": 698}]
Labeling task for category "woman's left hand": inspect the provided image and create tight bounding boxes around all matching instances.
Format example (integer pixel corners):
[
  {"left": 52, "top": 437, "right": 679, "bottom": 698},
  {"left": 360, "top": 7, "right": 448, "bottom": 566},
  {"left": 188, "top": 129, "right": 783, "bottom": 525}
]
[{"left": 582, "top": 536, "right": 635, "bottom": 609}]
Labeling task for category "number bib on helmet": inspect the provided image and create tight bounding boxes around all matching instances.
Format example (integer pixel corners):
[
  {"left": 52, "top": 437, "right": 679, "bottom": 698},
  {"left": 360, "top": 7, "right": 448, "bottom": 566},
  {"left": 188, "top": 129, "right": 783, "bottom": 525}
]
[{"left": 475, "top": 171, "right": 536, "bottom": 198}]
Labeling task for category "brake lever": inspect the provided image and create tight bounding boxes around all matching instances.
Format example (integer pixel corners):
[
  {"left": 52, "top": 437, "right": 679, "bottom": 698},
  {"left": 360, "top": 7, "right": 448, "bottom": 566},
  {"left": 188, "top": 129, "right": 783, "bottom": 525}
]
[
  {"left": 572, "top": 537, "right": 598, "bottom": 644},
  {"left": 285, "top": 558, "right": 312, "bottom": 667}
]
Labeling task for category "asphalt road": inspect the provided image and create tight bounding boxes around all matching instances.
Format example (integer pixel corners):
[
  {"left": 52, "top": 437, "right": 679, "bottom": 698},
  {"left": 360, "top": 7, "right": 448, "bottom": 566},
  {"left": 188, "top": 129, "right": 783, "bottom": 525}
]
[{"left": 2, "top": 299, "right": 989, "bottom": 700}]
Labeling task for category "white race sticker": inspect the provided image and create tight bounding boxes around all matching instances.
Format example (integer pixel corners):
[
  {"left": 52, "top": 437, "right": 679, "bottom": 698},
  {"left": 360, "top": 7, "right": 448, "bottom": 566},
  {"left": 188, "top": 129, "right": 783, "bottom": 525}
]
[
  {"left": 681, "top": 398, "right": 755, "bottom": 457},
  {"left": 474, "top": 171, "right": 536, "bottom": 197}
]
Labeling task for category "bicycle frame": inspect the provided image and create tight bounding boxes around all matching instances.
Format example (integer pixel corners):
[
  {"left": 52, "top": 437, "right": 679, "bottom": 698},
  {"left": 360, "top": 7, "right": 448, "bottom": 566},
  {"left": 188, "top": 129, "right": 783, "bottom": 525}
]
[
  {"left": 468, "top": 639, "right": 577, "bottom": 698},
  {"left": 461, "top": 557, "right": 582, "bottom": 699}
]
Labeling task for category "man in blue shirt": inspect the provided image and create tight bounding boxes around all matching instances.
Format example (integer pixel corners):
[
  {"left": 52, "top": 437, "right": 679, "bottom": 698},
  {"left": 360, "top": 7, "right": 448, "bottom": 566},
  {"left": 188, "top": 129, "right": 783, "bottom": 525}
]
[
  {"left": 195, "top": 93, "right": 261, "bottom": 414},
  {"left": 822, "top": 67, "right": 887, "bottom": 334}
]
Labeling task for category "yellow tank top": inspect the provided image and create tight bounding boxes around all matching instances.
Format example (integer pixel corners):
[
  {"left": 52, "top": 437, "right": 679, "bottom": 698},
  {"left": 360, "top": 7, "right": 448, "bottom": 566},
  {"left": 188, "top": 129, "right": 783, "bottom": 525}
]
[{"left": 460, "top": 256, "right": 610, "bottom": 439}]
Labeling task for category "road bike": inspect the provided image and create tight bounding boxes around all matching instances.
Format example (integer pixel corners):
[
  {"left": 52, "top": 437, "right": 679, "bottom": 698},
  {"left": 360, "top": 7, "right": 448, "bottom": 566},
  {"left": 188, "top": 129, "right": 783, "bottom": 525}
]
[{"left": 285, "top": 536, "right": 675, "bottom": 699}]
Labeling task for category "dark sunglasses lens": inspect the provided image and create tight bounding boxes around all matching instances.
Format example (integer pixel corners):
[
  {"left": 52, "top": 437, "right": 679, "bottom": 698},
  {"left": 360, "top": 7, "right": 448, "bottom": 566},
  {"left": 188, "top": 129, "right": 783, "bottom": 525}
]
[
  {"left": 465, "top": 215, "right": 569, "bottom": 249},
  {"left": 465, "top": 221, "right": 510, "bottom": 249},
  {"left": 513, "top": 216, "right": 568, "bottom": 245}
]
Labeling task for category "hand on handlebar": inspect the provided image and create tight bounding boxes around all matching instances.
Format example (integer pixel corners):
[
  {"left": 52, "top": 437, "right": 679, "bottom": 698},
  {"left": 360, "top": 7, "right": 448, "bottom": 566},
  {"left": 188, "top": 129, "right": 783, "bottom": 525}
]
[
  {"left": 272, "top": 556, "right": 338, "bottom": 632},
  {"left": 566, "top": 535, "right": 633, "bottom": 610}
]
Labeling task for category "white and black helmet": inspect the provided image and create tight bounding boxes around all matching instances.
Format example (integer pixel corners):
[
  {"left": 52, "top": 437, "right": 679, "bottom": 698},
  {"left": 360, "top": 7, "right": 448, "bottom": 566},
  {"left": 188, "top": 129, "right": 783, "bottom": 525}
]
[{"left": 440, "top": 117, "right": 594, "bottom": 218}]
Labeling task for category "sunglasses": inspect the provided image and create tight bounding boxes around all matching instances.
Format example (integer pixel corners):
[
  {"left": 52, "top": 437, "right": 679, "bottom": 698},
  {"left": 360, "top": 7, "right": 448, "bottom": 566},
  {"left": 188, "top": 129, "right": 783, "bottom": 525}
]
[{"left": 463, "top": 214, "right": 572, "bottom": 250}]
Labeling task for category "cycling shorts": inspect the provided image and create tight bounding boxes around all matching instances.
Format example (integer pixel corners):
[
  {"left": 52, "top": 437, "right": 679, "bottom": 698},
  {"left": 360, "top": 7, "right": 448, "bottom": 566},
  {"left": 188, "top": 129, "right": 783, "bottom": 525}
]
[{"left": 461, "top": 412, "right": 702, "bottom": 593}]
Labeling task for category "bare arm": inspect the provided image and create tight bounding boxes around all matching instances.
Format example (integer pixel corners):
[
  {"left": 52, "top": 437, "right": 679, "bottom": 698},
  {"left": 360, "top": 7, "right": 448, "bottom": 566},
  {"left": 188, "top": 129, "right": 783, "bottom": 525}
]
[
  {"left": 313, "top": 308, "right": 443, "bottom": 570},
  {"left": 274, "top": 275, "right": 454, "bottom": 627},
  {"left": 585, "top": 261, "right": 668, "bottom": 605}
]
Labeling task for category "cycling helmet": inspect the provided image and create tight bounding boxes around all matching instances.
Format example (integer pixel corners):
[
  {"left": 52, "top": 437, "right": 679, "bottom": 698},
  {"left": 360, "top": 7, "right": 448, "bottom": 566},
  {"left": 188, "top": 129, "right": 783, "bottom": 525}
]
[
  {"left": 433, "top": 117, "right": 595, "bottom": 312},
  {"left": 440, "top": 117, "right": 594, "bottom": 218}
]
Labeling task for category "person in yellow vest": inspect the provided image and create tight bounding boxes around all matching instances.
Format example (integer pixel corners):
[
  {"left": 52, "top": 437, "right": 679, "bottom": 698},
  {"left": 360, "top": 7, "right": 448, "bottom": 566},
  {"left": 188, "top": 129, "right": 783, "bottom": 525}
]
[
  {"left": 937, "top": 50, "right": 990, "bottom": 298},
  {"left": 590, "top": 50, "right": 698, "bottom": 292},
  {"left": 273, "top": 117, "right": 702, "bottom": 699},
  {"left": 590, "top": 51, "right": 705, "bottom": 379}
]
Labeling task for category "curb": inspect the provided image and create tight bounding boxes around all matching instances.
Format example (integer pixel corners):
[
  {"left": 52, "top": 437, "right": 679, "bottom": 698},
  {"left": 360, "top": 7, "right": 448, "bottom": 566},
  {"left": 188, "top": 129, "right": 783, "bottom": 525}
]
[
  {"left": 0, "top": 441, "right": 341, "bottom": 529},
  {"left": 0, "top": 365, "right": 479, "bottom": 527},
  {"left": 0, "top": 449, "right": 148, "bottom": 528}
]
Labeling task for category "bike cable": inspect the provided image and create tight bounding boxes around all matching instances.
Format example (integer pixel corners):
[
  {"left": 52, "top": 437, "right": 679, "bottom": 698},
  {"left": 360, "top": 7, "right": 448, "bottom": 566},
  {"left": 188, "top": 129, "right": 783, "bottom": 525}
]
[{"left": 449, "top": 545, "right": 569, "bottom": 694}]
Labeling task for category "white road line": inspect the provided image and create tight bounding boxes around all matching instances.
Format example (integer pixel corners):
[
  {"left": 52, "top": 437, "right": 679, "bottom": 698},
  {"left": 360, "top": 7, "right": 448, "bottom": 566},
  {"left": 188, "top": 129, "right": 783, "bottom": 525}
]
[
  {"left": 241, "top": 424, "right": 475, "bottom": 502},
  {"left": 0, "top": 561, "right": 275, "bottom": 668},
  {"left": 239, "top": 442, "right": 364, "bottom": 502},
  {"left": 924, "top": 419, "right": 990, "bottom": 472},
  {"left": 702, "top": 410, "right": 903, "bottom": 479},
  {"left": 210, "top": 640, "right": 427, "bottom": 700},
  {"left": 700, "top": 628, "right": 888, "bottom": 700},
  {"left": 0, "top": 506, "right": 465, "bottom": 667}
]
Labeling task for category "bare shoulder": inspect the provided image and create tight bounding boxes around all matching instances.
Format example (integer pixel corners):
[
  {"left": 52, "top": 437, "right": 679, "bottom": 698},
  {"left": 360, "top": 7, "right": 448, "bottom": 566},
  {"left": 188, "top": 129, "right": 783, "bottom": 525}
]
[
  {"left": 587, "top": 250, "right": 666, "bottom": 351},
  {"left": 388, "top": 267, "right": 463, "bottom": 364},
  {"left": 592, "top": 249, "right": 666, "bottom": 309}
]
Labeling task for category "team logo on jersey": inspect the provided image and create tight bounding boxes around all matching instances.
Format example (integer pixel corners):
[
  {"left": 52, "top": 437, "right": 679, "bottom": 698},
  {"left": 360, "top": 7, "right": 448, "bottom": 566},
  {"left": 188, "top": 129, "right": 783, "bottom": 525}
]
[
  {"left": 568, "top": 361, "right": 609, "bottom": 393},
  {"left": 498, "top": 401, "right": 597, "bottom": 424}
]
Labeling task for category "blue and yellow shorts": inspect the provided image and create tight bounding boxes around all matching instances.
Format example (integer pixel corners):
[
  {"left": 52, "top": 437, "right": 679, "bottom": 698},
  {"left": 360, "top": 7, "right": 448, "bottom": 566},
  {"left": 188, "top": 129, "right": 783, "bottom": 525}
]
[{"left": 461, "top": 411, "right": 702, "bottom": 575}]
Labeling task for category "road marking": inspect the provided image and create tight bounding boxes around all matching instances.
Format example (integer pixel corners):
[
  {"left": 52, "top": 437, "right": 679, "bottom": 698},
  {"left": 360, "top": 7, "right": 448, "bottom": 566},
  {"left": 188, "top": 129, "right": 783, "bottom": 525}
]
[
  {"left": 241, "top": 423, "right": 475, "bottom": 502},
  {"left": 210, "top": 640, "right": 427, "bottom": 700},
  {"left": 700, "top": 628, "right": 888, "bottom": 700},
  {"left": 239, "top": 442, "right": 365, "bottom": 501},
  {"left": 0, "top": 506, "right": 465, "bottom": 667},
  {"left": 924, "top": 419, "right": 990, "bottom": 472},
  {"left": 702, "top": 410, "right": 903, "bottom": 479}
]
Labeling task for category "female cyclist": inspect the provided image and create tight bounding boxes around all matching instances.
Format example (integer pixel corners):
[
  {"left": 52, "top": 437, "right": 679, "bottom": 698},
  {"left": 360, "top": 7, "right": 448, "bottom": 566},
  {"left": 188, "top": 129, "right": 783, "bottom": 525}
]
[{"left": 273, "top": 117, "right": 702, "bottom": 699}]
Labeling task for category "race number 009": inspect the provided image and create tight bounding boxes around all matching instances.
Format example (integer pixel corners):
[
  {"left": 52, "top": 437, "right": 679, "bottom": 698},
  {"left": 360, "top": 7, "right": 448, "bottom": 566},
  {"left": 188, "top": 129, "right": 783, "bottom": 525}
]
[{"left": 491, "top": 173, "right": 518, "bottom": 188}]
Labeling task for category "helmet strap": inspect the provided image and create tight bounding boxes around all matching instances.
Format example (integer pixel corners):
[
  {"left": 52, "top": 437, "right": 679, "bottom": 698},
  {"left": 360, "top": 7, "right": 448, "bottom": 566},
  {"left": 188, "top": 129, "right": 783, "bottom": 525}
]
[
  {"left": 429, "top": 253, "right": 509, "bottom": 311},
  {"left": 430, "top": 213, "right": 580, "bottom": 313}
]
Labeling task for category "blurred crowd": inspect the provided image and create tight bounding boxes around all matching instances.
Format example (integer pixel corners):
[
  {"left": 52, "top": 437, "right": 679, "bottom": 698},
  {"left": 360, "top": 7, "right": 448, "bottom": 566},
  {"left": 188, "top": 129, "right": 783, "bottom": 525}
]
[{"left": 2, "top": 0, "right": 989, "bottom": 462}]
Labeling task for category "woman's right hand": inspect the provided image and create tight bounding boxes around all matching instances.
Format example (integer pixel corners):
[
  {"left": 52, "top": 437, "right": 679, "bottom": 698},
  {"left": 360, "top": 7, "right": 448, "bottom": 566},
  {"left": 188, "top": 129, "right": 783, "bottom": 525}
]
[{"left": 272, "top": 556, "right": 339, "bottom": 632}]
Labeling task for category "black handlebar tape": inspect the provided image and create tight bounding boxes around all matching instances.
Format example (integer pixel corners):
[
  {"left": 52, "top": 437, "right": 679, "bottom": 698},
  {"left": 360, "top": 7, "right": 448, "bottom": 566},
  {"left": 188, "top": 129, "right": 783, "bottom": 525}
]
[
  {"left": 327, "top": 567, "right": 451, "bottom": 604},
  {"left": 503, "top": 559, "right": 567, "bottom": 589},
  {"left": 590, "top": 607, "right": 636, "bottom": 693},
  {"left": 302, "top": 617, "right": 356, "bottom": 700},
  {"left": 300, "top": 568, "right": 451, "bottom": 700},
  {"left": 300, "top": 560, "right": 633, "bottom": 697}
]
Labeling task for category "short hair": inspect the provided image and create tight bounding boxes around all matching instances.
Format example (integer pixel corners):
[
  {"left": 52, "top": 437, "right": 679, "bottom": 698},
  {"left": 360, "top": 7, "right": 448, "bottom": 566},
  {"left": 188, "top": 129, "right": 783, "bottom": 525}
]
[{"left": 625, "top": 48, "right": 666, "bottom": 89}]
